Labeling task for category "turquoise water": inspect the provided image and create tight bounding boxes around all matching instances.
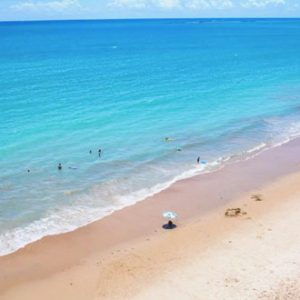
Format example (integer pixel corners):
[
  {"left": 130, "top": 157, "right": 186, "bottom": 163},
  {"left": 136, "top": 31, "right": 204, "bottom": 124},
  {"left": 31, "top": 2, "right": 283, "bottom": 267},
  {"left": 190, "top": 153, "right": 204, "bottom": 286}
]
[{"left": 1, "top": 19, "right": 300, "bottom": 255}]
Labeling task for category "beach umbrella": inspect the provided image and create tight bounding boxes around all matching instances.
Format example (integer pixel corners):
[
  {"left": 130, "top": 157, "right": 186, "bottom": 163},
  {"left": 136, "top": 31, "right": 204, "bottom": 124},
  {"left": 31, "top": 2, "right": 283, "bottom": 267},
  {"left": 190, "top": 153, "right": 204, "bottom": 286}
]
[{"left": 163, "top": 211, "right": 177, "bottom": 220}]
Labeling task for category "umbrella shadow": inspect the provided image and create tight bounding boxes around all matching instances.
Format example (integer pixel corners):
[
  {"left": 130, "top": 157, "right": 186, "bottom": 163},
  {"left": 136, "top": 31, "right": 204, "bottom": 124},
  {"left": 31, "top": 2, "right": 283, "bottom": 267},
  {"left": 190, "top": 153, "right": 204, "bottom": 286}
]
[{"left": 162, "top": 223, "right": 177, "bottom": 230}]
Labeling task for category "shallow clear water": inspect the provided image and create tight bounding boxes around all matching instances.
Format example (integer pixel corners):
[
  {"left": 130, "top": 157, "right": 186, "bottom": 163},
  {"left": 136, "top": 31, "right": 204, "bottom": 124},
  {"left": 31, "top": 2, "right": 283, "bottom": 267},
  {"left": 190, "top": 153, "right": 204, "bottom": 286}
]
[{"left": 1, "top": 18, "right": 300, "bottom": 255}]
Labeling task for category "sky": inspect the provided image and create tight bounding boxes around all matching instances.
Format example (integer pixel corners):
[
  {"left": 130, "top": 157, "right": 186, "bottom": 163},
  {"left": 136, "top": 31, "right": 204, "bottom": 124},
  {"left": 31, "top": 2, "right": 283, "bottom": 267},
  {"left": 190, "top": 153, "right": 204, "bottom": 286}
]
[{"left": 0, "top": 0, "right": 299, "bottom": 21}]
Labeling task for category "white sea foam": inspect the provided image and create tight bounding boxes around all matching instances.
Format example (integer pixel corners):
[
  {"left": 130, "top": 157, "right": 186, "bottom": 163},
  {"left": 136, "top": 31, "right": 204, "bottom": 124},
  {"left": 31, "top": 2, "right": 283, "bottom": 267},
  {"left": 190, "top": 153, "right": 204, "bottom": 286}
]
[{"left": 247, "top": 142, "right": 267, "bottom": 154}]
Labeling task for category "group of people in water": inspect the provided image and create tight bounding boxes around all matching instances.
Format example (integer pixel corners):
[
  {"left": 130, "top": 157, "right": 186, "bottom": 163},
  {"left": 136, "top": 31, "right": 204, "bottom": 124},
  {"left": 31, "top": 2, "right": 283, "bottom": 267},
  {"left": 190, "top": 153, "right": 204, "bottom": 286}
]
[
  {"left": 57, "top": 148, "right": 102, "bottom": 171},
  {"left": 165, "top": 137, "right": 203, "bottom": 165},
  {"left": 28, "top": 137, "right": 203, "bottom": 172},
  {"left": 56, "top": 146, "right": 202, "bottom": 171},
  {"left": 89, "top": 149, "right": 102, "bottom": 157},
  {"left": 25, "top": 135, "right": 206, "bottom": 175}
]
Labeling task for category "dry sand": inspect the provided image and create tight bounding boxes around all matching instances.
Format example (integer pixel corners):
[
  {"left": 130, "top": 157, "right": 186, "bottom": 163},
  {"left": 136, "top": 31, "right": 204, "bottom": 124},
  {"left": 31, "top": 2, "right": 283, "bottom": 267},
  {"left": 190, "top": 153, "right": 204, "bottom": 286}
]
[{"left": 1, "top": 139, "right": 300, "bottom": 299}]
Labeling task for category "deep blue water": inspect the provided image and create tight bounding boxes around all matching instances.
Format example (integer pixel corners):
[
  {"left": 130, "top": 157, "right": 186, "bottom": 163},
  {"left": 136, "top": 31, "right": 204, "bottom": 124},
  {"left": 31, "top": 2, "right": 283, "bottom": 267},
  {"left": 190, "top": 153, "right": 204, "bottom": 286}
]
[{"left": 1, "top": 18, "right": 300, "bottom": 255}]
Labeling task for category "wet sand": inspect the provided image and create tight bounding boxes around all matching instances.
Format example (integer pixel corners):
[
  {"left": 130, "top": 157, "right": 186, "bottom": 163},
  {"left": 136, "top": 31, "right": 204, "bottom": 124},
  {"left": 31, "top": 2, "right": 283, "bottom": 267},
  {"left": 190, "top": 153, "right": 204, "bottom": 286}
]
[{"left": 1, "top": 138, "right": 300, "bottom": 299}]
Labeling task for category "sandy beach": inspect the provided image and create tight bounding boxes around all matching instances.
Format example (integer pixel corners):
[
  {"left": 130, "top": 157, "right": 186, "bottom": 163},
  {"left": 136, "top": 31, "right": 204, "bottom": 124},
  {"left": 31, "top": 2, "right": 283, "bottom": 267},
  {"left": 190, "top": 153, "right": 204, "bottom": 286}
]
[{"left": 1, "top": 138, "right": 300, "bottom": 300}]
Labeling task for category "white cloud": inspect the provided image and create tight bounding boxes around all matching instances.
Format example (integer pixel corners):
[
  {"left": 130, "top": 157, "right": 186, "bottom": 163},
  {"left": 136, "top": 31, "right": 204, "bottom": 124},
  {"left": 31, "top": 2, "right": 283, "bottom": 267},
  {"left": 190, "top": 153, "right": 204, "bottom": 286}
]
[
  {"left": 186, "top": 0, "right": 233, "bottom": 9},
  {"left": 186, "top": 0, "right": 210, "bottom": 9},
  {"left": 108, "top": 0, "right": 234, "bottom": 10},
  {"left": 108, "top": 0, "right": 147, "bottom": 9},
  {"left": 108, "top": 0, "right": 291, "bottom": 10},
  {"left": 11, "top": 0, "right": 80, "bottom": 12},
  {"left": 242, "top": 0, "right": 286, "bottom": 8},
  {"left": 154, "top": 0, "right": 182, "bottom": 9},
  {"left": 108, "top": 0, "right": 182, "bottom": 9}
]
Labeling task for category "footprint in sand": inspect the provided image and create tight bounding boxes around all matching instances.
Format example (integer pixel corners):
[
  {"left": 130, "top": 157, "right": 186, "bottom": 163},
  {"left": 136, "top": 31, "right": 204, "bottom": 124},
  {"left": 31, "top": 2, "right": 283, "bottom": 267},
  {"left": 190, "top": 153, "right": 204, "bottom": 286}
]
[{"left": 225, "top": 278, "right": 240, "bottom": 285}]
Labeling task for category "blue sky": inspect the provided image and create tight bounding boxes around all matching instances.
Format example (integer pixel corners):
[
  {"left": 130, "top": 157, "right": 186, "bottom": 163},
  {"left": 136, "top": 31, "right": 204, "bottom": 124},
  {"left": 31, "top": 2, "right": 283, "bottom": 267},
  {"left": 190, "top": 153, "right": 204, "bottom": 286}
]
[{"left": 1, "top": 0, "right": 299, "bottom": 21}]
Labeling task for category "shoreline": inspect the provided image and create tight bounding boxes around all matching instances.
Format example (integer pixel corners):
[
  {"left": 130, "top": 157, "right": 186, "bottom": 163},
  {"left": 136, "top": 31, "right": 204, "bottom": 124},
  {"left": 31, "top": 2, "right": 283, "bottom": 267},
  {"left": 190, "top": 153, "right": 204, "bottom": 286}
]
[
  {"left": 0, "top": 136, "right": 298, "bottom": 257},
  {"left": 1, "top": 137, "right": 300, "bottom": 298}
]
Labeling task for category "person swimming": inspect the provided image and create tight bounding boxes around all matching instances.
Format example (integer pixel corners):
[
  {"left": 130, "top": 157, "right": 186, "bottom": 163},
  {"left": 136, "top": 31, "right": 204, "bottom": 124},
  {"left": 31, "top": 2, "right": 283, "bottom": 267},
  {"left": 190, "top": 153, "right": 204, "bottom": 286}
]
[
  {"left": 58, "top": 163, "right": 62, "bottom": 170},
  {"left": 98, "top": 149, "right": 102, "bottom": 157},
  {"left": 164, "top": 137, "right": 174, "bottom": 142},
  {"left": 197, "top": 157, "right": 200, "bottom": 164},
  {"left": 89, "top": 150, "right": 92, "bottom": 154}
]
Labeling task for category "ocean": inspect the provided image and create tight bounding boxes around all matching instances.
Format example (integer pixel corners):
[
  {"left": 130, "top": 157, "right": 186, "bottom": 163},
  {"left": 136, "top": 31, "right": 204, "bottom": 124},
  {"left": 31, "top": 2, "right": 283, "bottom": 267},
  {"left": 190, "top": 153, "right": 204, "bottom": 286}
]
[{"left": 1, "top": 18, "right": 300, "bottom": 255}]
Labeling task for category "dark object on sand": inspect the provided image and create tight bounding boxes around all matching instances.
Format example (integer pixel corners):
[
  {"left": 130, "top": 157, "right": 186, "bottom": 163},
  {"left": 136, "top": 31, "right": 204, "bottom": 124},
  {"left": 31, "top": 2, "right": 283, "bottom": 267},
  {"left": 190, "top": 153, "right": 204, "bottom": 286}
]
[
  {"left": 251, "top": 194, "right": 263, "bottom": 201},
  {"left": 162, "top": 220, "right": 177, "bottom": 230},
  {"left": 225, "top": 208, "right": 247, "bottom": 217},
  {"left": 58, "top": 163, "right": 62, "bottom": 170}
]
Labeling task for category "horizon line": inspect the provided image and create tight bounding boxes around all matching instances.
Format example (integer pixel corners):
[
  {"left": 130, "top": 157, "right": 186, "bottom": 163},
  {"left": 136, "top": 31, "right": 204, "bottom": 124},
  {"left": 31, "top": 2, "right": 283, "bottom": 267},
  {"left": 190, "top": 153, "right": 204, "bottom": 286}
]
[{"left": 1, "top": 16, "right": 300, "bottom": 24}]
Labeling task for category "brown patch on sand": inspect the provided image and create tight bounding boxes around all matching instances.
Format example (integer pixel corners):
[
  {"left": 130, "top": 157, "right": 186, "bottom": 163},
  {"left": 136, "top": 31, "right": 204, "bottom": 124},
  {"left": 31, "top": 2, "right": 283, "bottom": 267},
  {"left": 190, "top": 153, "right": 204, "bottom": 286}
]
[
  {"left": 225, "top": 208, "right": 247, "bottom": 217},
  {"left": 251, "top": 194, "right": 263, "bottom": 201}
]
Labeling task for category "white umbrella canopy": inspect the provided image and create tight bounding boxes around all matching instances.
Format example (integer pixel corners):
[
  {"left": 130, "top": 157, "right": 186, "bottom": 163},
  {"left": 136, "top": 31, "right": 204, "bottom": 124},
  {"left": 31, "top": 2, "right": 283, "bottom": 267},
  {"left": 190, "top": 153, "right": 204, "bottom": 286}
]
[{"left": 163, "top": 211, "right": 178, "bottom": 220}]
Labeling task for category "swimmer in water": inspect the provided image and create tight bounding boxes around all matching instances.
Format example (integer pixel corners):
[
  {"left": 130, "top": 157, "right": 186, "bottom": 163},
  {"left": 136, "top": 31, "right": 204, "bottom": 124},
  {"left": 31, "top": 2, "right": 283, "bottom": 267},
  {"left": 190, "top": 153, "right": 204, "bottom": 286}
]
[
  {"left": 89, "top": 150, "right": 92, "bottom": 154},
  {"left": 58, "top": 163, "right": 62, "bottom": 170},
  {"left": 98, "top": 149, "right": 102, "bottom": 157},
  {"left": 197, "top": 157, "right": 200, "bottom": 164}
]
